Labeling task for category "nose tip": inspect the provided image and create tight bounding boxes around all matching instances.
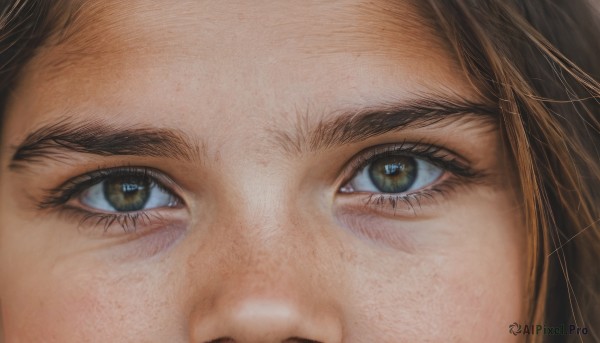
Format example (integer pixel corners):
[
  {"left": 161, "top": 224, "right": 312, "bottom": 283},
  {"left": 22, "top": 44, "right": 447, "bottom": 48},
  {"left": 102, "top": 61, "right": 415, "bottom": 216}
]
[{"left": 191, "top": 297, "right": 342, "bottom": 343}]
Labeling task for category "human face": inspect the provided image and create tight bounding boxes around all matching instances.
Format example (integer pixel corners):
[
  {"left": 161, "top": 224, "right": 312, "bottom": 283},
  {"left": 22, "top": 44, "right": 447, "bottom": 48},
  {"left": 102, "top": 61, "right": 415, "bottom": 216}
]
[{"left": 0, "top": 1, "right": 526, "bottom": 342}]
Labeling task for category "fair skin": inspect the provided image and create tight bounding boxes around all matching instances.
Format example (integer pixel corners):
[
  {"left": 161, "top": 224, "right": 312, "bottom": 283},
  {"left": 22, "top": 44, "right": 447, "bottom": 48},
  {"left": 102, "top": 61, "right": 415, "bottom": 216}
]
[{"left": 0, "top": 1, "right": 525, "bottom": 342}]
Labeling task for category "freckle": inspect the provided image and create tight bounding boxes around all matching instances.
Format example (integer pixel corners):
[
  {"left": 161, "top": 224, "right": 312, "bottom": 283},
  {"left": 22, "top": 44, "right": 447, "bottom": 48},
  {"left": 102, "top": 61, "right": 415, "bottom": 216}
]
[
  {"left": 213, "top": 150, "right": 222, "bottom": 163},
  {"left": 339, "top": 247, "right": 358, "bottom": 263}
]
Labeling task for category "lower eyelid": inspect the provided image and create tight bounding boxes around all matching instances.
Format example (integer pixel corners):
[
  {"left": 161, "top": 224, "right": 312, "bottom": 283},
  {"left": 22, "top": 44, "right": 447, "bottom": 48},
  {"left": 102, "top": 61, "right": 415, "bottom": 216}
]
[
  {"left": 336, "top": 177, "right": 467, "bottom": 219},
  {"left": 56, "top": 205, "right": 187, "bottom": 237}
]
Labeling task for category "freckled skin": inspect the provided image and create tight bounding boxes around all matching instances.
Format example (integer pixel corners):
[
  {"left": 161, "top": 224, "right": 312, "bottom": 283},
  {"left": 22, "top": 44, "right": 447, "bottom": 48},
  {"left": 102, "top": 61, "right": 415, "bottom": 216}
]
[{"left": 0, "top": 1, "right": 526, "bottom": 342}]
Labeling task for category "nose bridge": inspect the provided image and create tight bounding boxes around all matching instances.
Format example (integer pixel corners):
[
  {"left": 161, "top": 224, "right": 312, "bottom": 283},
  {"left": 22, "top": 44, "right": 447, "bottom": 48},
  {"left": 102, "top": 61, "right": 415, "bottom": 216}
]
[
  {"left": 214, "top": 166, "right": 318, "bottom": 272},
  {"left": 187, "top": 185, "right": 343, "bottom": 343},
  {"left": 188, "top": 233, "right": 343, "bottom": 342}
]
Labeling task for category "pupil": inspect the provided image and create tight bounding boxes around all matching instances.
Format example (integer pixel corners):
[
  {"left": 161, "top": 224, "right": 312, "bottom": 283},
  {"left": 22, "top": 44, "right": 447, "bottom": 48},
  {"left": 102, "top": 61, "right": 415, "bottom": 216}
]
[
  {"left": 103, "top": 176, "right": 151, "bottom": 211},
  {"left": 368, "top": 155, "right": 417, "bottom": 193}
]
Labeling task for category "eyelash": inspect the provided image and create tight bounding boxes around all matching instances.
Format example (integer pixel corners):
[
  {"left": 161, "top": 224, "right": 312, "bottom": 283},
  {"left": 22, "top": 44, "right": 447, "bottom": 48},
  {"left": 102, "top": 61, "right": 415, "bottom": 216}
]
[
  {"left": 39, "top": 142, "right": 480, "bottom": 232},
  {"left": 339, "top": 141, "right": 484, "bottom": 212},
  {"left": 39, "top": 167, "right": 182, "bottom": 233}
]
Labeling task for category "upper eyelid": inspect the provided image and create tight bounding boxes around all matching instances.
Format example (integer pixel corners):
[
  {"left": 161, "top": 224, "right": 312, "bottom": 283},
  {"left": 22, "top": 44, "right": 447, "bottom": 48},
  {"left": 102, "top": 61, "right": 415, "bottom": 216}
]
[{"left": 338, "top": 141, "right": 475, "bottom": 185}]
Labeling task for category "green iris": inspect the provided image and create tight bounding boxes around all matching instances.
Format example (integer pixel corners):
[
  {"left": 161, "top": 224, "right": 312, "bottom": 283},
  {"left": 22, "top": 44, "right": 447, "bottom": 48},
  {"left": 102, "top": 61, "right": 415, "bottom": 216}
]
[
  {"left": 368, "top": 155, "right": 417, "bottom": 193},
  {"left": 103, "top": 176, "right": 151, "bottom": 211}
]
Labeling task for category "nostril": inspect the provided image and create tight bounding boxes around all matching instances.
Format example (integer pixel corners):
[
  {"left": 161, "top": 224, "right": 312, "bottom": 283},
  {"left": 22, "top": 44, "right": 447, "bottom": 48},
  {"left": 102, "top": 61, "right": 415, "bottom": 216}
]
[
  {"left": 205, "top": 338, "right": 322, "bottom": 343},
  {"left": 284, "top": 338, "right": 323, "bottom": 343},
  {"left": 204, "top": 337, "right": 323, "bottom": 343},
  {"left": 205, "top": 338, "right": 235, "bottom": 343}
]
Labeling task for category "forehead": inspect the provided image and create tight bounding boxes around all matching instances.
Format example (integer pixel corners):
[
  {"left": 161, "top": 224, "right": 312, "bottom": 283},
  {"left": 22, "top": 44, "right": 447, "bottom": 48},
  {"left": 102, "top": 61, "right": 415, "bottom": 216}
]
[
  {"left": 36, "top": 0, "right": 451, "bottom": 79},
  {"left": 6, "top": 0, "right": 472, "bottom": 148}
]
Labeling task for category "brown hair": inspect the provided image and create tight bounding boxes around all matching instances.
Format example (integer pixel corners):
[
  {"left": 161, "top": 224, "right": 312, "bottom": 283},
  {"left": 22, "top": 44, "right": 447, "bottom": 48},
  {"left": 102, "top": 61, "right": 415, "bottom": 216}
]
[
  {"left": 419, "top": 1, "right": 600, "bottom": 342},
  {"left": 1, "top": 1, "right": 599, "bottom": 342}
]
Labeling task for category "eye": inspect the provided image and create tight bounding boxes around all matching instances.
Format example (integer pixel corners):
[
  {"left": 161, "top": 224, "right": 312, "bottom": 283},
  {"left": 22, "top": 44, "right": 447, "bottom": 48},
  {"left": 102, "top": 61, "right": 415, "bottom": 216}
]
[
  {"left": 341, "top": 154, "right": 443, "bottom": 194},
  {"left": 79, "top": 175, "right": 178, "bottom": 212}
]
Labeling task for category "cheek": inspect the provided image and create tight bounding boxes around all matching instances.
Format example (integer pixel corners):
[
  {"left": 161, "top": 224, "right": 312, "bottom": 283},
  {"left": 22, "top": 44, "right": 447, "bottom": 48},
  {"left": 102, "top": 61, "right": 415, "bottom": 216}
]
[
  {"left": 342, "top": 196, "right": 526, "bottom": 341},
  {"left": 1, "top": 256, "right": 178, "bottom": 342},
  {"left": 345, "top": 252, "right": 524, "bottom": 341}
]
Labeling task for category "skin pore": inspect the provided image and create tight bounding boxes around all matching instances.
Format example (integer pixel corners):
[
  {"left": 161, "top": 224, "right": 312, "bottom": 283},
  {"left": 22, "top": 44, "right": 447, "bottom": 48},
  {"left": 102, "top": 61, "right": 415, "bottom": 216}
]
[{"left": 0, "top": 1, "right": 526, "bottom": 342}]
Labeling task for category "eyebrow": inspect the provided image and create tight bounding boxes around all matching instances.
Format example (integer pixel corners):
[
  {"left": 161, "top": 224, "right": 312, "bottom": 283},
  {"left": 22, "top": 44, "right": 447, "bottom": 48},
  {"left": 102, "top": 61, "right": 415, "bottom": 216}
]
[
  {"left": 274, "top": 97, "right": 498, "bottom": 154},
  {"left": 8, "top": 97, "right": 497, "bottom": 171},
  {"left": 8, "top": 119, "right": 204, "bottom": 171}
]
